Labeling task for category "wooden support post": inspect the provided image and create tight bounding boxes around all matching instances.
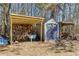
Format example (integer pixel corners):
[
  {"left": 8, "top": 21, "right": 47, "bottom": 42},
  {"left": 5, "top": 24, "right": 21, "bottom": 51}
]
[
  {"left": 40, "top": 21, "right": 43, "bottom": 42},
  {"left": 31, "top": 38, "right": 32, "bottom": 42},
  {"left": 59, "top": 23, "right": 61, "bottom": 40},
  {"left": 10, "top": 17, "right": 13, "bottom": 45},
  {"left": 73, "top": 24, "right": 75, "bottom": 37},
  {"left": 31, "top": 25, "right": 33, "bottom": 42}
]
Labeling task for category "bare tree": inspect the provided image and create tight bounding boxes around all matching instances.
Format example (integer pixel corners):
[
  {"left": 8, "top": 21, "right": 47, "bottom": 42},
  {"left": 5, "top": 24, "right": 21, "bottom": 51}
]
[{"left": 0, "top": 3, "right": 11, "bottom": 36}]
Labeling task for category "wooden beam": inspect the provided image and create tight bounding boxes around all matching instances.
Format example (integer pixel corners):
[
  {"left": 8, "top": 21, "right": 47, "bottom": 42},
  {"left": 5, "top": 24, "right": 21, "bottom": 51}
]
[
  {"left": 73, "top": 24, "right": 75, "bottom": 37},
  {"left": 59, "top": 23, "right": 61, "bottom": 40},
  {"left": 10, "top": 16, "right": 13, "bottom": 45},
  {"left": 40, "top": 21, "right": 43, "bottom": 42},
  {"left": 10, "top": 14, "right": 45, "bottom": 20}
]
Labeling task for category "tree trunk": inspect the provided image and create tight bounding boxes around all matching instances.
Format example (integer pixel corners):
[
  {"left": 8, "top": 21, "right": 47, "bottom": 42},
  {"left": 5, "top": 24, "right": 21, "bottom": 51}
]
[{"left": 1, "top": 4, "right": 11, "bottom": 36}]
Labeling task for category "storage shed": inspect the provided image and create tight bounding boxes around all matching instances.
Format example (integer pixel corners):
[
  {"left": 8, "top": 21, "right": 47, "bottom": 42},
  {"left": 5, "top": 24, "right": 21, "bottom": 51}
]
[
  {"left": 44, "top": 19, "right": 59, "bottom": 42},
  {"left": 10, "top": 14, "right": 44, "bottom": 44}
]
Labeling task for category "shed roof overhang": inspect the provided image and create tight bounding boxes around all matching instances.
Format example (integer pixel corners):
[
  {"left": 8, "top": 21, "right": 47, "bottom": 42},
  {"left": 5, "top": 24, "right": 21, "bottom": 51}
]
[{"left": 10, "top": 14, "right": 44, "bottom": 25}]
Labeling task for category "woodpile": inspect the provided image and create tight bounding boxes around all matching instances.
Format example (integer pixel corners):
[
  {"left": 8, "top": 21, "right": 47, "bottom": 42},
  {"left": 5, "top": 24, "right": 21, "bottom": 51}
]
[
  {"left": 51, "top": 32, "right": 76, "bottom": 53},
  {"left": 53, "top": 39, "right": 74, "bottom": 53},
  {"left": 12, "top": 24, "right": 32, "bottom": 42}
]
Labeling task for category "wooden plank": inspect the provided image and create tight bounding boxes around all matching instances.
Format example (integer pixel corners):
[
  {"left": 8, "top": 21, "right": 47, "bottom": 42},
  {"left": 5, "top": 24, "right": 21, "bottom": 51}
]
[
  {"left": 11, "top": 19, "right": 42, "bottom": 25},
  {"left": 10, "top": 16, "right": 13, "bottom": 45},
  {"left": 40, "top": 21, "right": 43, "bottom": 41},
  {"left": 10, "top": 17, "right": 43, "bottom": 25},
  {"left": 10, "top": 14, "right": 45, "bottom": 20}
]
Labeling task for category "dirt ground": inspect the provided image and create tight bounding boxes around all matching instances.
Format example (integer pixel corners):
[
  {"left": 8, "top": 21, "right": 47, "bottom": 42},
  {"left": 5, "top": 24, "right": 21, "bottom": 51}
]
[{"left": 0, "top": 41, "right": 79, "bottom": 56}]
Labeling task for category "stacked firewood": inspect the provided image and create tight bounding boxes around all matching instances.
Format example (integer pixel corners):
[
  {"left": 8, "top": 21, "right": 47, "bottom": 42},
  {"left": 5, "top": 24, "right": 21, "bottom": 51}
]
[
  {"left": 53, "top": 32, "right": 75, "bottom": 53},
  {"left": 12, "top": 24, "right": 32, "bottom": 42}
]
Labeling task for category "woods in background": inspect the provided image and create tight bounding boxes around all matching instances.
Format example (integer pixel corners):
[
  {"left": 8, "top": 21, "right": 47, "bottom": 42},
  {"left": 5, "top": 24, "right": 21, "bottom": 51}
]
[{"left": 0, "top": 3, "right": 79, "bottom": 39}]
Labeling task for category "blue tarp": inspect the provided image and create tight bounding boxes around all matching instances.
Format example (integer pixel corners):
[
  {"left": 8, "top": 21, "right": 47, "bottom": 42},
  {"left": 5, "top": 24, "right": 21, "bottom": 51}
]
[{"left": 0, "top": 36, "right": 8, "bottom": 45}]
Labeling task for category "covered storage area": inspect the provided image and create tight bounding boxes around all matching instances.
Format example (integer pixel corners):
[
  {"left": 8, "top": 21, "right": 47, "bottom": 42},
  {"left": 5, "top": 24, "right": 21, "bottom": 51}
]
[
  {"left": 10, "top": 14, "right": 44, "bottom": 44},
  {"left": 59, "top": 22, "right": 75, "bottom": 40}
]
